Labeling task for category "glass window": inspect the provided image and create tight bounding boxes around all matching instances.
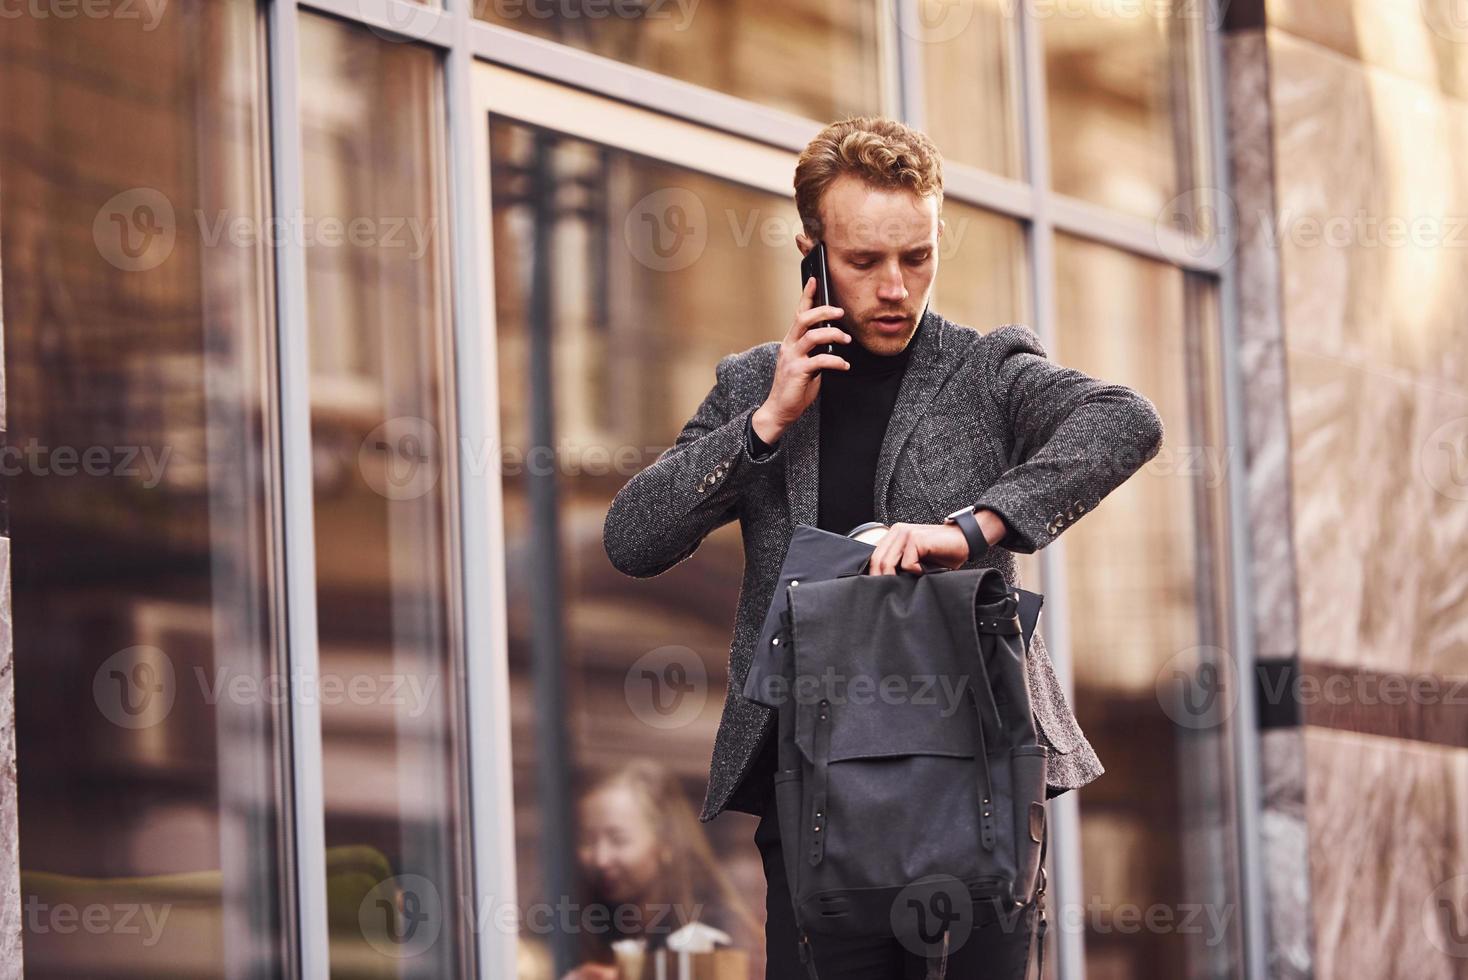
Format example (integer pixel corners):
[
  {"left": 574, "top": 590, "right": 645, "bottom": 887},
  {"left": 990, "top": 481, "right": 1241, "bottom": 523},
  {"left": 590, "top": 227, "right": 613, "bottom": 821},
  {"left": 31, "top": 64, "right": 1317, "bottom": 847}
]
[
  {"left": 1, "top": 2, "right": 291, "bottom": 975},
  {"left": 1042, "top": 0, "right": 1203, "bottom": 219},
  {"left": 489, "top": 116, "right": 791, "bottom": 980},
  {"left": 297, "top": 14, "right": 470, "bottom": 977},
  {"left": 917, "top": 0, "right": 1025, "bottom": 179},
  {"left": 1053, "top": 233, "right": 1242, "bottom": 978},
  {"left": 474, "top": 0, "right": 883, "bottom": 122},
  {"left": 931, "top": 199, "right": 1030, "bottom": 331}
]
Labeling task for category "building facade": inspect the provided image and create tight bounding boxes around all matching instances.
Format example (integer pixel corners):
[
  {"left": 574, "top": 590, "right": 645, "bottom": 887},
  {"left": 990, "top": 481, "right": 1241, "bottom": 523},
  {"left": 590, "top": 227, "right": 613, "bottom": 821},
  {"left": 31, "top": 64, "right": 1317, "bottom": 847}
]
[{"left": 0, "top": 0, "right": 1463, "bottom": 978}]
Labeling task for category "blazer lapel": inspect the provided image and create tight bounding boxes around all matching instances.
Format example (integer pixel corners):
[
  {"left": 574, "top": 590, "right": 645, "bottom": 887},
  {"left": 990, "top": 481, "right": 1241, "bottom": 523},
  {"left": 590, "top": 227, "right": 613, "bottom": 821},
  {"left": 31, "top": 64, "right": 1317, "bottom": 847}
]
[
  {"left": 873, "top": 306, "right": 952, "bottom": 521},
  {"left": 783, "top": 306, "right": 954, "bottom": 530}
]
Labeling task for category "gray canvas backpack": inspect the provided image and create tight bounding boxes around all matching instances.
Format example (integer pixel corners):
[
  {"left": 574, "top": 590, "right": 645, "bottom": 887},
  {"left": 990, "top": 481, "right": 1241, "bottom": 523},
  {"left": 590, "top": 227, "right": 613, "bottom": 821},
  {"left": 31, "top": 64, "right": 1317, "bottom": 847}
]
[{"left": 743, "top": 524, "right": 1050, "bottom": 978}]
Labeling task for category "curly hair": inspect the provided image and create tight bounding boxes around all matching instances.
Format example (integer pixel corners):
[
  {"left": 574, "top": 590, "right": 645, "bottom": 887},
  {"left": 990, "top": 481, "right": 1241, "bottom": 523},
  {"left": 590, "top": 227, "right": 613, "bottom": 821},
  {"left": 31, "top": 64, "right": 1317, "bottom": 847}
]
[{"left": 794, "top": 115, "right": 945, "bottom": 241}]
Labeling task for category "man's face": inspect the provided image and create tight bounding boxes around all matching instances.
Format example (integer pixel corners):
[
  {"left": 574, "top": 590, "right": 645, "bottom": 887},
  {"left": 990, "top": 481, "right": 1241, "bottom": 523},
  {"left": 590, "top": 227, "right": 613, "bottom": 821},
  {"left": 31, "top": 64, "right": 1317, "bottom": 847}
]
[{"left": 798, "top": 172, "right": 943, "bottom": 357}]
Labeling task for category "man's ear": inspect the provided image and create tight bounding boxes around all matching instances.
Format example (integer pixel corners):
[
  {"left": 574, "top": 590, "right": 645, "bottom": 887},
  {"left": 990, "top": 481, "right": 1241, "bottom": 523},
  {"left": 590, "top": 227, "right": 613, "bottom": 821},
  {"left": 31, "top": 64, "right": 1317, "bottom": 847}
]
[{"left": 796, "top": 232, "right": 814, "bottom": 256}]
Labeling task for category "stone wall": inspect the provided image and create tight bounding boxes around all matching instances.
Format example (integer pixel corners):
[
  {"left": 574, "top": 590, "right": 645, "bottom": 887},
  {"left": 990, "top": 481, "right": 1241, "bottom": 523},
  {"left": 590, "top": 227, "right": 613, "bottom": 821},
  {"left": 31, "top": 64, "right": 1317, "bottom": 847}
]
[{"left": 1225, "top": 1, "right": 1468, "bottom": 977}]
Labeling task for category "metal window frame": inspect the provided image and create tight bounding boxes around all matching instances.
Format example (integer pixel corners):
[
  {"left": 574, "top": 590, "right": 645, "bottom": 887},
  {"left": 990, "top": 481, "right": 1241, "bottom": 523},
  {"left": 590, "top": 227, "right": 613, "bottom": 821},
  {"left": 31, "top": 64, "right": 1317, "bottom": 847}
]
[
  {"left": 264, "top": 1, "right": 330, "bottom": 976},
  {"left": 269, "top": 1, "right": 520, "bottom": 978},
  {"left": 1200, "top": 1, "right": 1269, "bottom": 976},
  {"left": 260, "top": 0, "right": 1263, "bottom": 977},
  {"left": 445, "top": 3, "right": 523, "bottom": 980}
]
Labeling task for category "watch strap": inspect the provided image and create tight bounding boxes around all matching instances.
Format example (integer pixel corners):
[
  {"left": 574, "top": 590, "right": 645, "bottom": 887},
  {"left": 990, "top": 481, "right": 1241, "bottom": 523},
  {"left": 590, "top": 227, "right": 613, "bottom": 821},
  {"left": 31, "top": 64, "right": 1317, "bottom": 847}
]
[{"left": 952, "top": 507, "right": 989, "bottom": 561}]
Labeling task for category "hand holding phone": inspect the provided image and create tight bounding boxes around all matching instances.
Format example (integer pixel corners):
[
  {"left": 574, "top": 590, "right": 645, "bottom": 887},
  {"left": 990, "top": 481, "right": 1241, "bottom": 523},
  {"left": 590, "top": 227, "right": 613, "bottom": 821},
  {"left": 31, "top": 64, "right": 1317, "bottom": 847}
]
[{"left": 749, "top": 254, "right": 851, "bottom": 445}]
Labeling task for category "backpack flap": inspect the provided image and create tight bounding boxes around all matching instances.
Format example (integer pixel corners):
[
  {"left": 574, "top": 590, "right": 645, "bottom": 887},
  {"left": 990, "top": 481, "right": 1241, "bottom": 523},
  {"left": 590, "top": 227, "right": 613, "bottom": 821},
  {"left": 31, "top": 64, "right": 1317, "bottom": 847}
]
[{"left": 787, "top": 575, "right": 982, "bottom": 768}]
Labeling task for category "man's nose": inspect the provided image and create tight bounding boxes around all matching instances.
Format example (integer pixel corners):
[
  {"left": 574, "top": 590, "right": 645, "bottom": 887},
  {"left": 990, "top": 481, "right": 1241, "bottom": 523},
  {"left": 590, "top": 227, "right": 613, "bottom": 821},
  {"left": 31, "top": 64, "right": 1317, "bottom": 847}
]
[{"left": 876, "top": 267, "right": 907, "bottom": 301}]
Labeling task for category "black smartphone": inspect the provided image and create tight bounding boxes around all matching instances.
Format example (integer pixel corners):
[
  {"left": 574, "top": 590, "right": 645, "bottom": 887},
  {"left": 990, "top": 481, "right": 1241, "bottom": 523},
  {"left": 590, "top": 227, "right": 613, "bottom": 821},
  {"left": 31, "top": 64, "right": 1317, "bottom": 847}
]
[{"left": 799, "top": 241, "right": 848, "bottom": 364}]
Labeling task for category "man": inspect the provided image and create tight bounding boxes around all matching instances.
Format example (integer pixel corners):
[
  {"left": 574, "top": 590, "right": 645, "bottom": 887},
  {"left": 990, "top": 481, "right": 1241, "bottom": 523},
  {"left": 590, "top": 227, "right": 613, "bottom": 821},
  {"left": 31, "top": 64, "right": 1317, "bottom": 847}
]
[{"left": 602, "top": 116, "right": 1164, "bottom": 977}]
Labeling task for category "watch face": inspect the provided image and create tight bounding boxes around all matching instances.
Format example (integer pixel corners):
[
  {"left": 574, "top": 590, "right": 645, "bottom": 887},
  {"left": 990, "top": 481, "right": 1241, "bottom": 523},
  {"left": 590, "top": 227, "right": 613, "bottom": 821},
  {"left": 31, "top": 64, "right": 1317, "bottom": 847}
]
[{"left": 849, "top": 524, "right": 890, "bottom": 546}]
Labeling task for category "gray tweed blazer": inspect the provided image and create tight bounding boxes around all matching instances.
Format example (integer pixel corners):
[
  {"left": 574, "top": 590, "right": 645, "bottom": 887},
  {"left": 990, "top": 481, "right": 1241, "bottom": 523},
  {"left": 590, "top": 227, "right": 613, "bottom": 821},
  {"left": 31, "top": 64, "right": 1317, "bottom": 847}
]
[{"left": 602, "top": 307, "right": 1164, "bottom": 823}]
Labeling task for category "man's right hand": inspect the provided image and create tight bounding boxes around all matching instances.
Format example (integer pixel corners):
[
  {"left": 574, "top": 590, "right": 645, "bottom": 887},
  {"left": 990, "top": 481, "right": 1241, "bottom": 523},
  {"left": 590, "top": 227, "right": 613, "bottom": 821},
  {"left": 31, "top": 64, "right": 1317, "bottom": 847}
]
[{"left": 751, "top": 275, "right": 851, "bottom": 445}]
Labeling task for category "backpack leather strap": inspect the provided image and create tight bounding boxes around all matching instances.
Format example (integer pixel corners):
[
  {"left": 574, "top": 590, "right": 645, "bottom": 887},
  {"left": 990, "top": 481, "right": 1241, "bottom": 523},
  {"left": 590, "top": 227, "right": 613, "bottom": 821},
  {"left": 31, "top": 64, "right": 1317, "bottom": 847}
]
[
  {"left": 970, "top": 592, "right": 1019, "bottom": 853},
  {"left": 808, "top": 697, "right": 830, "bottom": 866},
  {"left": 967, "top": 684, "right": 997, "bottom": 852}
]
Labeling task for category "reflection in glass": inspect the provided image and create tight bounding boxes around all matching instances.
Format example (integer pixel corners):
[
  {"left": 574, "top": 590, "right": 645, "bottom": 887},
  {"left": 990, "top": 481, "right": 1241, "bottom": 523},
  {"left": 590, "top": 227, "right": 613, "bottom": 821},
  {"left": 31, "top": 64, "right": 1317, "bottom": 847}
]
[
  {"left": 1054, "top": 234, "right": 1241, "bottom": 979},
  {"left": 474, "top": 0, "right": 882, "bottom": 122},
  {"left": 1043, "top": 0, "right": 1201, "bottom": 219},
  {"left": 489, "top": 117, "right": 788, "bottom": 979},
  {"left": 298, "top": 14, "right": 469, "bottom": 978},
  {"left": 918, "top": 0, "right": 1024, "bottom": 179},
  {"left": 931, "top": 200, "right": 1029, "bottom": 331},
  {"left": 1, "top": 2, "right": 290, "bottom": 976}
]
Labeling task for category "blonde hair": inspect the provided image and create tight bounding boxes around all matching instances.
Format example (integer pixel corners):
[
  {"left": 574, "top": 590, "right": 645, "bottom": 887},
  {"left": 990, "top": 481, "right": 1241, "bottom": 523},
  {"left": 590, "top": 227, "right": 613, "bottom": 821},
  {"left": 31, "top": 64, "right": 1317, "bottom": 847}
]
[
  {"left": 794, "top": 115, "right": 944, "bottom": 241},
  {"left": 579, "top": 758, "right": 765, "bottom": 957}
]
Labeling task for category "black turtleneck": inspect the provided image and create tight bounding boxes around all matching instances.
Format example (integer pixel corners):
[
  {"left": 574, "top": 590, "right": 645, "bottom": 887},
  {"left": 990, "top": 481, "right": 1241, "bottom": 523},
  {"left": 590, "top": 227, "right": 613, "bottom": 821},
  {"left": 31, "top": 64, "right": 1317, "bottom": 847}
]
[{"left": 744, "top": 315, "right": 921, "bottom": 531}]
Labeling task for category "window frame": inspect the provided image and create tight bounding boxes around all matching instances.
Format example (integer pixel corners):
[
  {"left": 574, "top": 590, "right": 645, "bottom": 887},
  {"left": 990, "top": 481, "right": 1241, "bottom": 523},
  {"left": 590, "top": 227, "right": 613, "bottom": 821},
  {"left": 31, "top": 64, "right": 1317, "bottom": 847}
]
[{"left": 258, "top": 1, "right": 1264, "bottom": 978}]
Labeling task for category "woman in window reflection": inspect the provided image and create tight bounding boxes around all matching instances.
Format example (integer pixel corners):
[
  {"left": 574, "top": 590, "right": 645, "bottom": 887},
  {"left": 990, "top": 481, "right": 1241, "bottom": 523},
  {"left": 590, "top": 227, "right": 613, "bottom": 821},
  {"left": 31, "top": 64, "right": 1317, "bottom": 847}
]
[{"left": 559, "top": 758, "right": 763, "bottom": 980}]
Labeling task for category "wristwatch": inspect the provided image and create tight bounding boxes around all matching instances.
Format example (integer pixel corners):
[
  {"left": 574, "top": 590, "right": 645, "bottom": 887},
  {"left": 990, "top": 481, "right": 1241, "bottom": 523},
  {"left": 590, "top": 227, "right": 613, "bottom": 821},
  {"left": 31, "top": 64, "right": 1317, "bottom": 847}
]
[{"left": 944, "top": 504, "right": 990, "bottom": 561}]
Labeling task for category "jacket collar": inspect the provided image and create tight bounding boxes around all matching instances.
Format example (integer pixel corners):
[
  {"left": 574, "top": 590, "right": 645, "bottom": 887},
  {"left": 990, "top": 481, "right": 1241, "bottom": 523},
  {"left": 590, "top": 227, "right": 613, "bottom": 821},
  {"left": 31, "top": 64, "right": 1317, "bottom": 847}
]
[{"left": 783, "top": 304, "right": 956, "bottom": 528}]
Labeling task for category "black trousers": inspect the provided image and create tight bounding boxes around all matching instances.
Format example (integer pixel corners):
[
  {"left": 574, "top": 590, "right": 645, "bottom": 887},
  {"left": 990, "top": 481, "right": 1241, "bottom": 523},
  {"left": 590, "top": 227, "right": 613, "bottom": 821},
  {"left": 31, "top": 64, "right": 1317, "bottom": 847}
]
[{"left": 755, "top": 787, "right": 1046, "bottom": 980}]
